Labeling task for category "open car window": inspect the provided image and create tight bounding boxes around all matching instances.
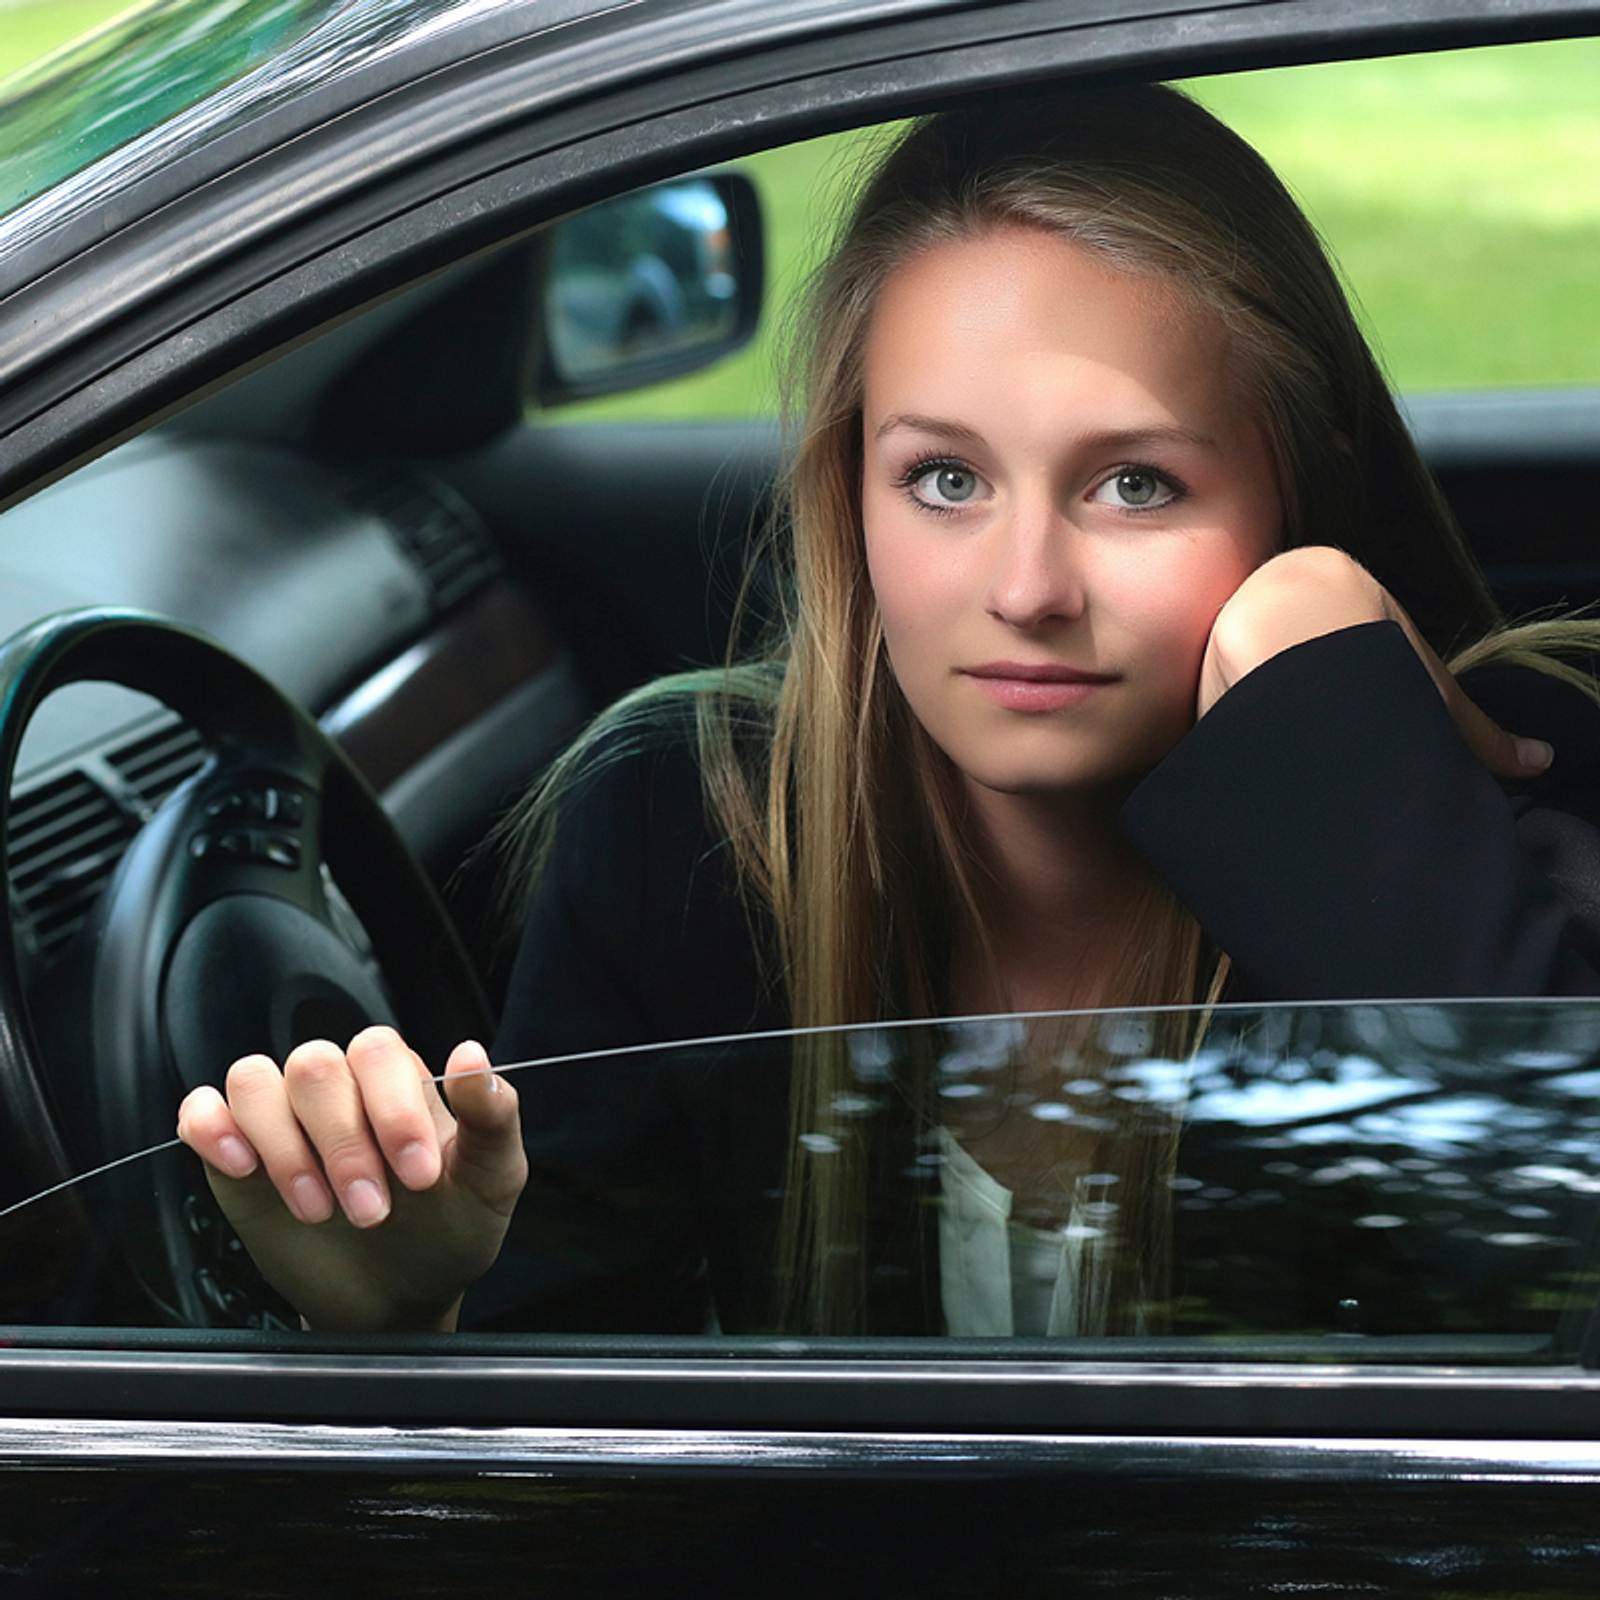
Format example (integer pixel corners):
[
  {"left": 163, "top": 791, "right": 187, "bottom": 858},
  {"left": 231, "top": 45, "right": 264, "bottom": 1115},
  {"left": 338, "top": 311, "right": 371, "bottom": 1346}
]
[
  {"left": 6, "top": 998, "right": 1600, "bottom": 1365},
  {"left": 557, "top": 38, "right": 1600, "bottom": 435}
]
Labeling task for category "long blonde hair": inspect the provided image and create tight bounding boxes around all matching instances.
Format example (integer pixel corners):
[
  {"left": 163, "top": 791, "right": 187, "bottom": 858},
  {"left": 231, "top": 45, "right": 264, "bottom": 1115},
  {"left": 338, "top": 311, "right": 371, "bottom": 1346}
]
[{"left": 505, "top": 84, "right": 1600, "bottom": 1335}]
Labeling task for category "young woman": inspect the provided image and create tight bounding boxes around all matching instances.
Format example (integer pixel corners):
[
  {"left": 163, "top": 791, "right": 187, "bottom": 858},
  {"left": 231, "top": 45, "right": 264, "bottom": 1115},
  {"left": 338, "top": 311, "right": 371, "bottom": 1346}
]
[{"left": 176, "top": 84, "right": 1600, "bottom": 1339}]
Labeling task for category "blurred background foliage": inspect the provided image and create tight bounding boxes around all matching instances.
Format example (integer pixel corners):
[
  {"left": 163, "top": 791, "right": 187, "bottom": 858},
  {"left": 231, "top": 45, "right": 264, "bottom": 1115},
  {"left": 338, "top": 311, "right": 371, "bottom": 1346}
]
[{"left": 3, "top": 1, "right": 1597, "bottom": 416}]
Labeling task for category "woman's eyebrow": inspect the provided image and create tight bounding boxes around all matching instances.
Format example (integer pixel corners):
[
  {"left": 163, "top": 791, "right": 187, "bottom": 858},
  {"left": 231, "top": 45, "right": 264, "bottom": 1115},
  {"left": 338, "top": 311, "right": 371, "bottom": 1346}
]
[
  {"left": 873, "top": 412, "right": 985, "bottom": 444},
  {"left": 1078, "top": 425, "right": 1221, "bottom": 454},
  {"left": 872, "top": 415, "right": 1220, "bottom": 453}
]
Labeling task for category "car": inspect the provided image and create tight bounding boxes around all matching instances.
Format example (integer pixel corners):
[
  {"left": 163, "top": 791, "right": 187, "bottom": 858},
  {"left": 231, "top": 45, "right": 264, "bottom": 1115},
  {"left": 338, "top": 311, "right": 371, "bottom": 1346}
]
[{"left": 1, "top": 0, "right": 1600, "bottom": 1591}]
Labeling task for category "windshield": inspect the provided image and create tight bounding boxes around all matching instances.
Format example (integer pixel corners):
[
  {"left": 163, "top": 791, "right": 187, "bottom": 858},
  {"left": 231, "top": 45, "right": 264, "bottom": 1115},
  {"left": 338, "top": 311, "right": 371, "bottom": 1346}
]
[
  {"left": 0, "top": 0, "right": 526, "bottom": 251},
  {"left": 5, "top": 1000, "right": 1600, "bottom": 1361}
]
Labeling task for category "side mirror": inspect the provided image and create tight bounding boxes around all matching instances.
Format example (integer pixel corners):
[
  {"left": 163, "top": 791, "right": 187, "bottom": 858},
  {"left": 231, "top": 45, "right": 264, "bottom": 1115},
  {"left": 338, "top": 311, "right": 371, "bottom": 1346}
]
[{"left": 534, "top": 171, "right": 764, "bottom": 404}]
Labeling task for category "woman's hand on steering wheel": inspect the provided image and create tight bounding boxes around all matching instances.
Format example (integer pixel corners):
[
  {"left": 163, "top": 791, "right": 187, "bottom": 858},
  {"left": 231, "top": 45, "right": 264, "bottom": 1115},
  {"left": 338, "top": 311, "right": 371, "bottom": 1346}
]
[
  {"left": 1198, "top": 545, "right": 1555, "bottom": 782},
  {"left": 175, "top": 1026, "right": 526, "bottom": 1332}
]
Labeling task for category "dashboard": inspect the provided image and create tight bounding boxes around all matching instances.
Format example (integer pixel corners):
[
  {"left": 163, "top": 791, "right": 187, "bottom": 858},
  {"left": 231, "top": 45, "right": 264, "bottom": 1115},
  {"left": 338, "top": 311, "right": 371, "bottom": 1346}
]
[{"left": 1, "top": 427, "right": 585, "bottom": 996}]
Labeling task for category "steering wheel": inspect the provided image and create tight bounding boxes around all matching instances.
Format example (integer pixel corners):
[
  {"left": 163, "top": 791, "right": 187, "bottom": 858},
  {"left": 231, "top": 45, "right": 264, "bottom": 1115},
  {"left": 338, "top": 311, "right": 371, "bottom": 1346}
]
[{"left": 0, "top": 609, "right": 494, "bottom": 1327}]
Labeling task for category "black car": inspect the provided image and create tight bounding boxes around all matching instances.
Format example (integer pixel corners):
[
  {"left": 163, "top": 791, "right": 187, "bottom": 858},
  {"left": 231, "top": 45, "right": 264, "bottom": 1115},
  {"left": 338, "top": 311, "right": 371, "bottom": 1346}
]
[{"left": 2, "top": 0, "right": 1600, "bottom": 1592}]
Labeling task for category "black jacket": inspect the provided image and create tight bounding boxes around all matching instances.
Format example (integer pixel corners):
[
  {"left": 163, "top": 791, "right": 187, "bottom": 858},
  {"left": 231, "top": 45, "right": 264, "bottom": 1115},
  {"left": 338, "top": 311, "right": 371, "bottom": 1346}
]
[{"left": 469, "top": 620, "right": 1600, "bottom": 1332}]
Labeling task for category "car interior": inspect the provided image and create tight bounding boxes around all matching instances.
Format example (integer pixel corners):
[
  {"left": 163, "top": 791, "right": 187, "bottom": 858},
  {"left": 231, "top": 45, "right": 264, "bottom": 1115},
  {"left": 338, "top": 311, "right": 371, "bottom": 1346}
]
[
  {"left": 0, "top": 183, "right": 777, "bottom": 1025},
  {"left": 3, "top": 37, "right": 1600, "bottom": 1345}
]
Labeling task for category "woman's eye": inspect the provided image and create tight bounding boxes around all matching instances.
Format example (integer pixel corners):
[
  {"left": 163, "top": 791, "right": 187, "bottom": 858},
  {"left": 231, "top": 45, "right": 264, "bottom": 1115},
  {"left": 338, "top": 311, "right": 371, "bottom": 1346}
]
[
  {"left": 1091, "top": 467, "right": 1181, "bottom": 512},
  {"left": 909, "top": 462, "right": 986, "bottom": 509}
]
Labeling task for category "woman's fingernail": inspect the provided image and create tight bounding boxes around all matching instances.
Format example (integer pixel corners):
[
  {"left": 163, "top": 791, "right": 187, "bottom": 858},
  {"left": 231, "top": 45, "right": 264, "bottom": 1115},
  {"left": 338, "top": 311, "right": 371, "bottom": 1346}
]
[
  {"left": 217, "top": 1136, "right": 257, "bottom": 1179},
  {"left": 394, "top": 1141, "right": 437, "bottom": 1188},
  {"left": 290, "top": 1175, "right": 333, "bottom": 1225},
  {"left": 343, "top": 1178, "right": 389, "bottom": 1227},
  {"left": 1516, "top": 737, "right": 1554, "bottom": 772},
  {"left": 458, "top": 1040, "right": 499, "bottom": 1091}
]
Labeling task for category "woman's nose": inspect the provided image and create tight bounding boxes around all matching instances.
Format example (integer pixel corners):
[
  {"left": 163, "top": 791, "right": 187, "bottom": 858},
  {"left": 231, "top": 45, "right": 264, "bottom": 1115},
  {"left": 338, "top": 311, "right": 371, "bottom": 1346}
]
[{"left": 985, "top": 503, "right": 1086, "bottom": 628}]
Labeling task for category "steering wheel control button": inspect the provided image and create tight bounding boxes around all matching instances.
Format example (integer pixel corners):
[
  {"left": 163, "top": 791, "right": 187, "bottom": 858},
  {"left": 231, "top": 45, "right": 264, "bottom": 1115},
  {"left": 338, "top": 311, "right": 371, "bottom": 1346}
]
[
  {"left": 202, "top": 785, "right": 307, "bottom": 830},
  {"left": 182, "top": 1194, "right": 214, "bottom": 1238},
  {"left": 261, "top": 834, "right": 302, "bottom": 870},
  {"left": 261, "top": 787, "right": 306, "bottom": 827},
  {"left": 190, "top": 822, "right": 305, "bottom": 869}
]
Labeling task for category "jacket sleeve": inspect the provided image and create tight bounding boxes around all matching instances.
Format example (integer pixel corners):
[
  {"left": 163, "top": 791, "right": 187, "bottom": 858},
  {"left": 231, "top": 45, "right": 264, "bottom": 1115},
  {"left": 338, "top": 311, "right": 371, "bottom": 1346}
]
[{"left": 1118, "top": 619, "right": 1600, "bottom": 1000}]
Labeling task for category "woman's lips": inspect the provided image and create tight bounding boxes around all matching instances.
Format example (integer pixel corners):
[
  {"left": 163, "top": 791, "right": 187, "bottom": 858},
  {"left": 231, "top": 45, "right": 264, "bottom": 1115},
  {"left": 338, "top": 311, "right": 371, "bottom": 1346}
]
[{"left": 961, "top": 662, "right": 1119, "bottom": 712}]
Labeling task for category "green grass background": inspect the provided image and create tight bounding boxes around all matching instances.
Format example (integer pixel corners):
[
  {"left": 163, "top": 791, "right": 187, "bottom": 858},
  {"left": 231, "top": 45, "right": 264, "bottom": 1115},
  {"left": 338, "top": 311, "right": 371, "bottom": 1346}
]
[{"left": 5, "top": 2, "right": 1597, "bottom": 412}]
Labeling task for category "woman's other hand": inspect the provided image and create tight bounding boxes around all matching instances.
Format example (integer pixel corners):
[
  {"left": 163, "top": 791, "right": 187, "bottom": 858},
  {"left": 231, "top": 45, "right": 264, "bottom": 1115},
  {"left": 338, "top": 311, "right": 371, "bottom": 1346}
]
[
  {"left": 1198, "top": 546, "right": 1554, "bottom": 781},
  {"left": 174, "top": 1026, "right": 527, "bottom": 1332}
]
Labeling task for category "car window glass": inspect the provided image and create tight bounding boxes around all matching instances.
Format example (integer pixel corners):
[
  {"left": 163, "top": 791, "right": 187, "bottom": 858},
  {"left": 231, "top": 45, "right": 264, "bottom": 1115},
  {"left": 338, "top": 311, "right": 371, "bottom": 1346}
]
[
  {"left": 0, "top": 0, "right": 341, "bottom": 221},
  {"left": 558, "top": 36, "right": 1600, "bottom": 427},
  {"left": 6, "top": 1000, "right": 1599, "bottom": 1364}
]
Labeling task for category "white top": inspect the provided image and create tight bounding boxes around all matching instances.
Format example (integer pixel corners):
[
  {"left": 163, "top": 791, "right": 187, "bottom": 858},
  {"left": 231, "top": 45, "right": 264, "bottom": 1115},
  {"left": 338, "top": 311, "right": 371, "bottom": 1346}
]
[{"left": 936, "top": 1124, "right": 1088, "bottom": 1337}]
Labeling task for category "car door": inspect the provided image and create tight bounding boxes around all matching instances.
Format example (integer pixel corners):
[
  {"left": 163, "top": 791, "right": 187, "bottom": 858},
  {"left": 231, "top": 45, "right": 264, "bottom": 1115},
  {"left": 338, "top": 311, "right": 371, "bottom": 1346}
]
[{"left": 4, "top": 1000, "right": 1600, "bottom": 1594}]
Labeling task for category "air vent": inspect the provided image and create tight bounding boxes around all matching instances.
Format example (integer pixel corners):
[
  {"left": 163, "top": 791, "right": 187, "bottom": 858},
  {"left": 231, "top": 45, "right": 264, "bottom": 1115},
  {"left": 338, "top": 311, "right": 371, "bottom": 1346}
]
[
  {"left": 9, "top": 770, "right": 137, "bottom": 956},
  {"left": 7, "top": 716, "right": 209, "bottom": 963},
  {"left": 351, "top": 470, "right": 502, "bottom": 614},
  {"left": 107, "top": 718, "right": 206, "bottom": 810}
]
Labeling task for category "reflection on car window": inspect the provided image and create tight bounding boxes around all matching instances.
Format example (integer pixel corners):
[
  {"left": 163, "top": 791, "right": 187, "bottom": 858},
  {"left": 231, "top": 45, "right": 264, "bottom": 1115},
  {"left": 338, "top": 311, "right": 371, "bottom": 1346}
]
[
  {"left": 0, "top": 0, "right": 335, "bottom": 222},
  {"left": 0, "top": 0, "right": 541, "bottom": 249},
  {"left": 5, "top": 1000, "right": 1600, "bottom": 1363}
]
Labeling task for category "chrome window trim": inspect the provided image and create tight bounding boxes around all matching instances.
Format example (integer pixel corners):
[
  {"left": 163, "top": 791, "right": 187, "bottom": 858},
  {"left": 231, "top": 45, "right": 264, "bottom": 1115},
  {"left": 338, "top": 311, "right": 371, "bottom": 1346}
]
[
  {"left": 7, "top": 1352, "right": 1600, "bottom": 1435},
  {"left": 3, "top": 1416, "right": 1600, "bottom": 1482}
]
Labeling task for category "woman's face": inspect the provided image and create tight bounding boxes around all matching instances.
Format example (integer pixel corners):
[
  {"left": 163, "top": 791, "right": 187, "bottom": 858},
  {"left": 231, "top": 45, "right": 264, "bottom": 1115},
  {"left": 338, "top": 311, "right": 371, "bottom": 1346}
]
[{"left": 861, "top": 225, "right": 1283, "bottom": 800}]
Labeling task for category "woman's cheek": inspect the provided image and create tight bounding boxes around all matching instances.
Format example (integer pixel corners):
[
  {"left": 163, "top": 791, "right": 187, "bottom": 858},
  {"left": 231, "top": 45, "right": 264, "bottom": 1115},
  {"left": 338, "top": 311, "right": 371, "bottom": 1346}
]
[
  {"left": 865, "top": 525, "right": 960, "bottom": 686},
  {"left": 1132, "top": 569, "right": 1215, "bottom": 669},
  {"left": 1128, "top": 568, "right": 1244, "bottom": 738},
  {"left": 876, "top": 606, "right": 946, "bottom": 726}
]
